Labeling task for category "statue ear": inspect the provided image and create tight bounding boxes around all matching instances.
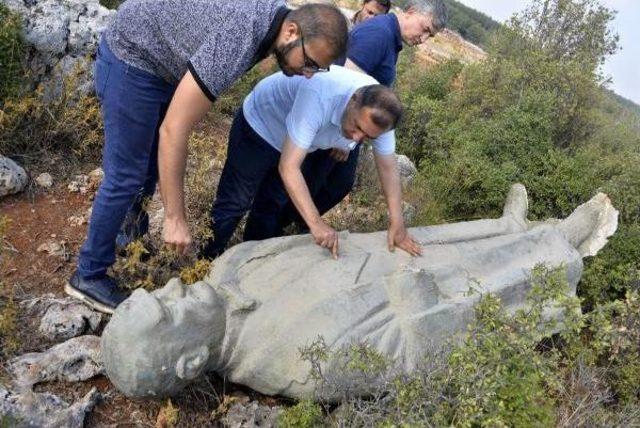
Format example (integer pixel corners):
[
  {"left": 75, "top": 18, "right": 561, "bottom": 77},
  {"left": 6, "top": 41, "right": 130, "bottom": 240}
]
[{"left": 175, "top": 345, "right": 210, "bottom": 380}]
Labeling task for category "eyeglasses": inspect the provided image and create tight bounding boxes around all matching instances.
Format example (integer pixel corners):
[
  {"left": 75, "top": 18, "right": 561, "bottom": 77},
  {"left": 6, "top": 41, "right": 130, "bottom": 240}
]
[{"left": 299, "top": 32, "right": 330, "bottom": 74}]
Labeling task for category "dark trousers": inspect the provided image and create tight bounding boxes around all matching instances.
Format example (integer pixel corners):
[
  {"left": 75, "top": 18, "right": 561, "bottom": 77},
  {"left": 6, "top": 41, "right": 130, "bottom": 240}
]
[
  {"left": 77, "top": 38, "right": 176, "bottom": 279},
  {"left": 202, "top": 108, "right": 287, "bottom": 258},
  {"left": 279, "top": 144, "right": 360, "bottom": 232}
]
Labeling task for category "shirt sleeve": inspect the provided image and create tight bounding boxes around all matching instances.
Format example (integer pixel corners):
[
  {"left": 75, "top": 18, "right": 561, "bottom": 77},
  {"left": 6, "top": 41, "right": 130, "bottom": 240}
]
[
  {"left": 188, "top": 28, "right": 255, "bottom": 102},
  {"left": 372, "top": 129, "right": 396, "bottom": 155},
  {"left": 346, "top": 24, "right": 388, "bottom": 75},
  {"left": 285, "top": 87, "right": 325, "bottom": 151}
]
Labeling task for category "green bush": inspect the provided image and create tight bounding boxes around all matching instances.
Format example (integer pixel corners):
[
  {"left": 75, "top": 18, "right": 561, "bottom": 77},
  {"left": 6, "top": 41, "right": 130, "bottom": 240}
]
[
  {"left": 0, "top": 4, "right": 25, "bottom": 101},
  {"left": 278, "top": 400, "right": 324, "bottom": 428}
]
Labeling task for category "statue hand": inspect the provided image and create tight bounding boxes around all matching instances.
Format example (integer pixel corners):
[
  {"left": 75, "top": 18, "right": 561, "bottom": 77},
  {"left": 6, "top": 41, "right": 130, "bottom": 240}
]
[{"left": 388, "top": 222, "right": 422, "bottom": 257}]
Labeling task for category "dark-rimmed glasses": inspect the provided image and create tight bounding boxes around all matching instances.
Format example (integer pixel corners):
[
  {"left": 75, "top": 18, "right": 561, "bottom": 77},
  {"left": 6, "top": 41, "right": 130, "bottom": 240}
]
[{"left": 300, "top": 32, "right": 330, "bottom": 74}]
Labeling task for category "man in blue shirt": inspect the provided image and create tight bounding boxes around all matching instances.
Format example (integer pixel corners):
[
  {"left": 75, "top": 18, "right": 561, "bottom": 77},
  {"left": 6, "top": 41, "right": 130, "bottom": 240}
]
[
  {"left": 201, "top": 66, "right": 422, "bottom": 260},
  {"left": 279, "top": 0, "right": 448, "bottom": 234}
]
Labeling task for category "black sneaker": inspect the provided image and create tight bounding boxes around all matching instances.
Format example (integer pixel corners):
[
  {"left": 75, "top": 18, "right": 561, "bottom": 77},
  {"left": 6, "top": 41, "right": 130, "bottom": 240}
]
[{"left": 65, "top": 271, "right": 128, "bottom": 315}]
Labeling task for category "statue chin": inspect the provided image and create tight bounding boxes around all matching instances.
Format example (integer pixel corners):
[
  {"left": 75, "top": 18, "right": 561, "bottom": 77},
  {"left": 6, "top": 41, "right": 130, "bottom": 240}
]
[{"left": 101, "top": 184, "right": 618, "bottom": 401}]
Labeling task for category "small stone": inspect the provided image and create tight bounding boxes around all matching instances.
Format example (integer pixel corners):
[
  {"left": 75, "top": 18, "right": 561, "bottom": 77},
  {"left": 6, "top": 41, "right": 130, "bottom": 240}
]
[
  {"left": 36, "top": 173, "right": 53, "bottom": 188},
  {"left": 37, "top": 240, "right": 67, "bottom": 257},
  {"left": 39, "top": 300, "right": 102, "bottom": 341},
  {"left": 68, "top": 175, "right": 90, "bottom": 194},
  {"left": 68, "top": 215, "right": 88, "bottom": 227},
  {"left": 0, "top": 155, "right": 28, "bottom": 198},
  {"left": 9, "top": 336, "right": 103, "bottom": 387}
]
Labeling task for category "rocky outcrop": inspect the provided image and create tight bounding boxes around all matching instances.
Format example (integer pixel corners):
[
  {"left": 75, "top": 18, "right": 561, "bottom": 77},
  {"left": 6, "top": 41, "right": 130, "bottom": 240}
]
[
  {"left": 0, "top": 155, "right": 28, "bottom": 198},
  {"left": 0, "top": 385, "right": 100, "bottom": 428},
  {"left": 9, "top": 335, "right": 103, "bottom": 387},
  {"left": 1, "top": 0, "right": 115, "bottom": 100}
]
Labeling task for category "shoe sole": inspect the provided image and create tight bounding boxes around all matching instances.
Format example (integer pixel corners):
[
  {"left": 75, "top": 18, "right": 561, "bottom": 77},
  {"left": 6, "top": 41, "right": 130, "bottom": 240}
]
[{"left": 64, "top": 282, "right": 116, "bottom": 315}]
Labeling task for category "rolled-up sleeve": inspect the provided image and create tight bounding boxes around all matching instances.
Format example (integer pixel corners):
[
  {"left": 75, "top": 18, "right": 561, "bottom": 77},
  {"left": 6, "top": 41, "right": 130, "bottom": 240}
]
[
  {"left": 372, "top": 129, "right": 396, "bottom": 155},
  {"left": 285, "top": 87, "right": 325, "bottom": 150}
]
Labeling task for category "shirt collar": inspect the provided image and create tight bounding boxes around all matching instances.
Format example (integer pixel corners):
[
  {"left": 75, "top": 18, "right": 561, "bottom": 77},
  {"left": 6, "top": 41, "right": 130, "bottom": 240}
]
[{"left": 251, "top": 6, "right": 291, "bottom": 67}]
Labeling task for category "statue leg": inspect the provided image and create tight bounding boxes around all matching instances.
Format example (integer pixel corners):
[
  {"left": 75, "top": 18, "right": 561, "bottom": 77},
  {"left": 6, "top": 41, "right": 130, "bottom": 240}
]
[
  {"left": 407, "top": 184, "right": 529, "bottom": 244},
  {"left": 542, "top": 193, "right": 618, "bottom": 257}
]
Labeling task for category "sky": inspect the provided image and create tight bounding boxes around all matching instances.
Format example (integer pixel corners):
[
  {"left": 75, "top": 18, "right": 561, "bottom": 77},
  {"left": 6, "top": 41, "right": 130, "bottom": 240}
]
[{"left": 456, "top": 0, "right": 640, "bottom": 105}]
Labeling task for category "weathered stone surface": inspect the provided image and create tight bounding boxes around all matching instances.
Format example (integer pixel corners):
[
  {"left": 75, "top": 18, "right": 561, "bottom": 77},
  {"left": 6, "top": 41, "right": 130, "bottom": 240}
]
[
  {"left": 1, "top": 0, "right": 114, "bottom": 99},
  {"left": 222, "top": 399, "right": 283, "bottom": 428},
  {"left": 356, "top": 147, "right": 417, "bottom": 192},
  {"left": 35, "top": 172, "right": 53, "bottom": 188},
  {"left": 0, "top": 385, "right": 100, "bottom": 428},
  {"left": 0, "top": 155, "right": 28, "bottom": 198},
  {"left": 396, "top": 154, "right": 418, "bottom": 189},
  {"left": 9, "top": 335, "right": 102, "bottom": 387},
  {"left": 102, "top": 184, "right": 618, "bottom": 401},
  {"left": 39, "top": 300, "right": 102, "bottom": 341}
]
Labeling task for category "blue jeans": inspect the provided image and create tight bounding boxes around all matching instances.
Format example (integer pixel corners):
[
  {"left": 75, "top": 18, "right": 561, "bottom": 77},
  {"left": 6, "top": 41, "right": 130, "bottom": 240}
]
[
  {"left": 201, "top": 108, "right": 285, "bottom": 258},
  {"left": 77, "top": 38, "right": 176, "bottom": 279}
]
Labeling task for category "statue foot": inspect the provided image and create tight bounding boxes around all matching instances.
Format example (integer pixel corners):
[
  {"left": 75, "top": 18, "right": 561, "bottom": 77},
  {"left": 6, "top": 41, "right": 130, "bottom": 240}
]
[
  {"left": 502, "top": 183, "right": 528, "bottom": 226},
  {"left": 557, "top": 193, "right": 619, "bottom": 257}
]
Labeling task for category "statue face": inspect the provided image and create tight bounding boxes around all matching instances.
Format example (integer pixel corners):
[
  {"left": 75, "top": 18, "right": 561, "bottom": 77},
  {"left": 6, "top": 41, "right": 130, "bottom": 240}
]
[{"left": 102, "top": 279, "right": 226, "bottom": 397}]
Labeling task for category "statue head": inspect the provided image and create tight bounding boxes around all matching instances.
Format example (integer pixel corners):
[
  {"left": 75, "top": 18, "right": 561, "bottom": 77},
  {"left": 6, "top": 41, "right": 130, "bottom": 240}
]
[{"left": 101, "top": 278, "right": 226, "bottom": 398}]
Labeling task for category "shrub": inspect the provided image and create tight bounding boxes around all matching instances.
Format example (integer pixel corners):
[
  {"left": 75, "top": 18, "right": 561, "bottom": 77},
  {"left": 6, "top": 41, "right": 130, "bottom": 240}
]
[
  {"left": 0, "top": 66, "right": 103, "bottom": 160},
  {"left": 278, "top": 400, "right": 324, "bottom": 428},
  {"left": 0, "top": 4, "right": 25, "bottom": 101}
]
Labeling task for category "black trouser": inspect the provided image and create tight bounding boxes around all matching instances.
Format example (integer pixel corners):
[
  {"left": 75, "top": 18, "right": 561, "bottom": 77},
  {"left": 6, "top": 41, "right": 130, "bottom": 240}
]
[{"left": 278, "top": 144, "right": 360, "bottom": 233}]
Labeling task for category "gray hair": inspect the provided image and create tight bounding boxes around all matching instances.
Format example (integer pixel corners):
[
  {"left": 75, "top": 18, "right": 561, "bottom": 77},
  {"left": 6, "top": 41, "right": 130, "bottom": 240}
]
[{"left": 403, "top": 0, "right": 448, "bottom": 31}]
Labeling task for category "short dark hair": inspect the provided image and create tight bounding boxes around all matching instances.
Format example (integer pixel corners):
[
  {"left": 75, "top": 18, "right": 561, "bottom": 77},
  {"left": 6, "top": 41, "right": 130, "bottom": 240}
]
[
  {"left": 286, "top": 4, "right": 349, "bottom": 61},
  {"left": 363, "top": 0, "right": 392, "bottom": 14},
  {"left": 353, "top": 85, "right": 404, "bottom": 130}
]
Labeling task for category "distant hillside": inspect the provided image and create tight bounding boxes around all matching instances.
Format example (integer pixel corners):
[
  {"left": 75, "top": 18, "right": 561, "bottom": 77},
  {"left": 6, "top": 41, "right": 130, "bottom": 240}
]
[
  {"left": 443, "top": 0, "right": 501, "bottom": 47},
  {"left": 606, "top": 89, "right": 640, "bottom": 117}
]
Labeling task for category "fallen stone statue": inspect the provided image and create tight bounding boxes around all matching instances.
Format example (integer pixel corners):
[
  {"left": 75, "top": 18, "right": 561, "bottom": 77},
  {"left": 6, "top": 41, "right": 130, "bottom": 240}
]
[{"left": 101, "top": 184, "right": 618, "bottom": 401}]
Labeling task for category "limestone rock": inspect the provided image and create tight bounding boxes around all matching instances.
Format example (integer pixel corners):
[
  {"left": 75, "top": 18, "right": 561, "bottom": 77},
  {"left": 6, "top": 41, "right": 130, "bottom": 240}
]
[
  {"left": 222, "top": 400, "right": 283, "bottom": 428},
  {"left": 36, "top": 172, "right": 53, "bottom": 188},
  {"left": 0, "top": 155, "right": 28, "bottom": 198},
  {"left": 1, "top": 0, "right": 115, "bottom": 99},
  {"left": 0, "top": 385, "right": 100, "bottom": 428},
  {"left": 36, "top": 240, "right": 68, "bottom": 258},
  {"left": 9, "top": 335, "right": 103, "bottom": 387},
  {"left": 39, "top": 300, "right": 102, "bottom": 341},
  {"left": 68, "top": 174, "right": 90, "bottom": 193},
  {"left": 396, "top": 154, "right": 418, "bottom": 189},
  {"left": 356, "top": 148, "right": 417, "bottom": 192}
]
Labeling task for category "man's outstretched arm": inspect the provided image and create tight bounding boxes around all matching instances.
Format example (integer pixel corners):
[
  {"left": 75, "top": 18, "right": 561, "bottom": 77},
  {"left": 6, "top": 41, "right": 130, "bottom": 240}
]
[
  {"left": 279, "top": 137, "right": 339, "bottom": 259},
  {"left": 158, "top": 70, "right": 212, "bottom": 255},
  {"left": 374, "top": 152, "right": 422, "bottom": 256}
]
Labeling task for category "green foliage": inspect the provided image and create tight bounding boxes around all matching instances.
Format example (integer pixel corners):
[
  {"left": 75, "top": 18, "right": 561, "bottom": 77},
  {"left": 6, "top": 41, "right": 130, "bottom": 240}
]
[
  {"left": 443, "top": 0, "right": 501, "bottom": 46},
  {"left": 433, "top": 265, "right": 581, "bottom": 427},
  {"left": 278, "top": 400, "right": 324, "bottom": 428},
  {"left": 0, "top": 67, "right": 103, "bottom": 159},
  {"left": 0, "top": 4, "right": 25, "bottom": 101}
]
